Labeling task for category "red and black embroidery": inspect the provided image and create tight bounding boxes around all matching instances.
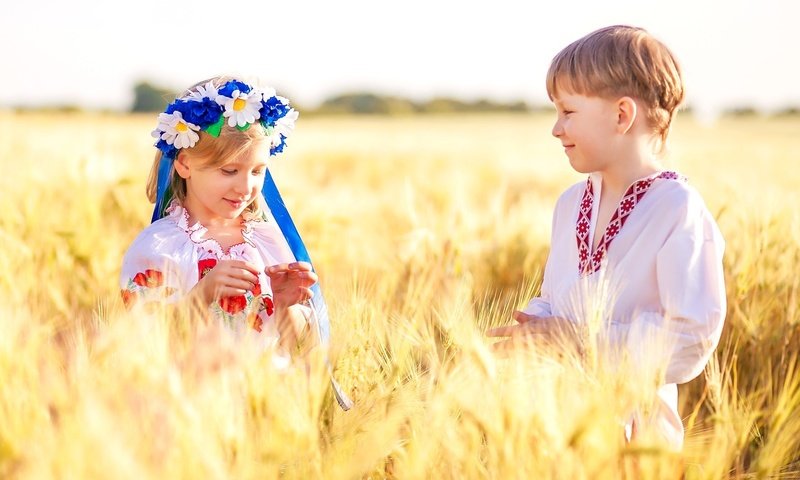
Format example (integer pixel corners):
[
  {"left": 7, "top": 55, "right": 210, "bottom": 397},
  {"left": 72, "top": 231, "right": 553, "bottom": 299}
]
[
  {"left": 197, "top": 257, "right": 273, "bottom": 326},
  {"left": 576, "top": 171, "right": 685, "bottom": 276}
]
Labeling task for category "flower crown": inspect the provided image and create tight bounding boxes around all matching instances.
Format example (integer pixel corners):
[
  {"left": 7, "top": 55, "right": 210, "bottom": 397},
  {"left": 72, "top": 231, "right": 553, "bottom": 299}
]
[{"left": 151, "top": 79, "right": 298, "bottom": 159}]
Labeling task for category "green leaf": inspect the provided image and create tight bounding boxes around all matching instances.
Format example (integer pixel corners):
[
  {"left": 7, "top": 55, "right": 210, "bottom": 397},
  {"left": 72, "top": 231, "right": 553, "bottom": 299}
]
[
  {"left": 205, "top": 116, "right": 225, "bottom": 137},
  {"left": 236, "top": 122, "right": 252, "bottom": 132}
]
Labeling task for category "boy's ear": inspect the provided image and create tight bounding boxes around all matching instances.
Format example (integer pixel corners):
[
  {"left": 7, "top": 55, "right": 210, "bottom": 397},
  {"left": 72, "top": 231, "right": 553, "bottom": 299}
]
[
  {"left": 173, "top": 152, "right": 191, "bottom": 179},
  {"left": 616, "top": 96, "right": 638, "bottom": 135}
]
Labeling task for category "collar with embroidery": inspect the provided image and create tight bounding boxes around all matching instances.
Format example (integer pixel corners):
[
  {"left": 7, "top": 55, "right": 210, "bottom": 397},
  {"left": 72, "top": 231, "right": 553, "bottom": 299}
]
[{"left": 576, "top": 171, "right": 685, "bottom": 276}]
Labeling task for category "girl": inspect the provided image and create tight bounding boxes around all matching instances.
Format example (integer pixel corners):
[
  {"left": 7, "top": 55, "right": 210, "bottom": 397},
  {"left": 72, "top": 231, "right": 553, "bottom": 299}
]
[{"left": 121, "top": 76, "right": 325, "bottom": 371}]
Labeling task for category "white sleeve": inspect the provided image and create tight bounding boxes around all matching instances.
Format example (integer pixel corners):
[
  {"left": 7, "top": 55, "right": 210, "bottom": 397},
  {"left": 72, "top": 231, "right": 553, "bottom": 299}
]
[
  {"left": 119, "top": 233, "right": 185, "bottom": 308},
  {"left": 523, "top": 198, "right": 561, "bottom": 318},
  {"left": 607, "top": 204, "right": 726, "bottom": 385}
]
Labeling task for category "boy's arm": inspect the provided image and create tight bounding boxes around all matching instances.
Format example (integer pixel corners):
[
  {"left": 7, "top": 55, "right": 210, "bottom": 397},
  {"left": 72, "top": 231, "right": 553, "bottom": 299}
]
[
  {"left": 607, "top": 203, "right": 726, "bottom": 385},
  {"left": 522, "top": 192, "right": 565, "bottom": 317}
]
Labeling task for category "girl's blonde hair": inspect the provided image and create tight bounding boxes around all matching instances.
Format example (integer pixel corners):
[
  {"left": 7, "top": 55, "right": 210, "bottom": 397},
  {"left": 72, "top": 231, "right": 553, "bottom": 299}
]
[
  {"left": 145, "top": 75, "right": 270, "bottom": 217},
  {"left": 546, "top": 25, "right": 685, "bottom": 151}
]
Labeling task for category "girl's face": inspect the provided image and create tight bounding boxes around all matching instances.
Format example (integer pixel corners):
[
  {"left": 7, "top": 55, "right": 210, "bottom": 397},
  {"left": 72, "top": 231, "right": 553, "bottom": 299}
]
[
  {"left": 550, "top": 90, "right": 619, "bottom": 174},
  {"left": 177, "top": 141, "right": 270, "bottom": 225}
]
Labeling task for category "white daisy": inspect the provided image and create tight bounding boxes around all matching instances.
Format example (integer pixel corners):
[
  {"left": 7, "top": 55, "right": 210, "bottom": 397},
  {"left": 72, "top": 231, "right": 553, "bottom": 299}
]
[
  {"left": 273, "top": 108, "right": 298, "bottom": 138},
  {"left": 156, "top": 111, "right": 200, "bottom": 149},
  {"left": 187, "top": 81, "right": 219, "bottom": 102},
  {"left": 260, "top": 87, "right": 277, "bottom": 101},
  {"left": 266, "top": 108, "right": 298, "bottom": 148},
  {"left": 217, "top": 89, "right": 262, "bottom": 127}
]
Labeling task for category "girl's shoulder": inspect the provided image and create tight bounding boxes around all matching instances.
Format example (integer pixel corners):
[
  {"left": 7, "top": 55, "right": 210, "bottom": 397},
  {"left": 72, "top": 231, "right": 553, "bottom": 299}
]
[{"left": 122, "top": 204, "right": 198, "bottom": 263}]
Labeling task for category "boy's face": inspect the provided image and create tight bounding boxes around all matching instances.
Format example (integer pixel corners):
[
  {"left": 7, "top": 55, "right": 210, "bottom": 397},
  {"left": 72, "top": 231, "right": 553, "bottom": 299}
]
[{"left": 550, "top": 90, "right": 619, "bottom": 174}]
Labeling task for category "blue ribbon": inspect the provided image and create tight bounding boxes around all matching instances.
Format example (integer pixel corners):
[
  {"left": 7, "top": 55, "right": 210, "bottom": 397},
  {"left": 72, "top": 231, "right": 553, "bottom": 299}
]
[
  {"left": 262, "top": 171, "right": 351, "bottom": 409},
  {"left": 260, "top": 170, "right": 331, "bottom": 344},
  {"left": 151, "top": 153, "right": 174, "bottom": 223}
]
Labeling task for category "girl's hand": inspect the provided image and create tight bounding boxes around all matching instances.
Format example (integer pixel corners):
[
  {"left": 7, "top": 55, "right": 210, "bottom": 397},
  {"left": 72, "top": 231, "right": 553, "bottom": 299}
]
[
  {"left": 267, "top": 262, "right": 318, "bottom": 353},
  {"left": 486, "top": 312, "right": 580, "bottom": 354},
  {"left": 266, "top": 261, "right": 318, "bottom": 309},
  {"left": 193, "top": 260, "right": 260, "bottom": 306}
]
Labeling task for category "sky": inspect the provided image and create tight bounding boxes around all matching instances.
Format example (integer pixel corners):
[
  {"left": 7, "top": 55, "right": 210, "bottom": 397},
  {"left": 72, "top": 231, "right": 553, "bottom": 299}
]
[{"left": 2, "top": 0, "right": 798, "bottom": 119}]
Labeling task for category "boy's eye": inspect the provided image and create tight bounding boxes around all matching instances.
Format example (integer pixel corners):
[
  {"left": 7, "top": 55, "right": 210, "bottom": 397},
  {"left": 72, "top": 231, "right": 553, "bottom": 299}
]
[{"left": 561, "top": 110, "right": 573, "bottom": 115}]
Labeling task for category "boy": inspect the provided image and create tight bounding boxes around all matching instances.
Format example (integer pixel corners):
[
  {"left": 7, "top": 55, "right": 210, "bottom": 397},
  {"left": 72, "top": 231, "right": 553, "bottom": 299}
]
[{"left": 488, "top": 25, "right": 726, "bottom": 449}]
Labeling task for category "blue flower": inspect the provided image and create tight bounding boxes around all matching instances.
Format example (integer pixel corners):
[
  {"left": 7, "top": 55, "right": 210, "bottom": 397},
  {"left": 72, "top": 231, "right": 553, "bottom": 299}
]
[
  {"left": 270, "top": 135, "right": 287, "bottom": 156},
  {"left": 260, "top": 96, "right": 291, "bottom": 126},
  {"left": 218, "top": 80, "right": 252, "bottom": 97},
  {"left": 155, "top": 138, "right": 178, "bottom": 159},
  {"left": 176, "top": 98, "right": 223, "bottom": 127}
]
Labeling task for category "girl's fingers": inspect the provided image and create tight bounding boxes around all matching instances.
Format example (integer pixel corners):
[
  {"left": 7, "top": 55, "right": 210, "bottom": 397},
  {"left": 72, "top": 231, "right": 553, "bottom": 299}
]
[
  {"left": 223, "top": 277, "right": 257, "bottom": 291},
  {"left": 267, "top": 262, "right": 314, "bottom": 275},
  {"left": 226, "top": 260, "right": 261, "bottom": 276},
  {"left": 217, "top": 286, "right": 249, "bottom": 297},
  {"left": 288, "top": 261, "right": 312, "bottom": 272},
  {"left": 266, "top": 263, "right": 289, "bottom": 276}
]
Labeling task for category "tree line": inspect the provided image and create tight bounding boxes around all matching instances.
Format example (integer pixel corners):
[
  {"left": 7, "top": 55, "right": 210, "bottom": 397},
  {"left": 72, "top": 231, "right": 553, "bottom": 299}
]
[{"left": 130, "top": 81, "right": 541, "bottom": 115}]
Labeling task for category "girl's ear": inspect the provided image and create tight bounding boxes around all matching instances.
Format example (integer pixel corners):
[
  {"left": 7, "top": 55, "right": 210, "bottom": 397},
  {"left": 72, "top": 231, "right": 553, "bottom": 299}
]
[
  {"left": 173, "top": 152, "right": 191, "bottom": 179},
  {"left": 616, "top": 96, "right": 638, "bottom": 135}
]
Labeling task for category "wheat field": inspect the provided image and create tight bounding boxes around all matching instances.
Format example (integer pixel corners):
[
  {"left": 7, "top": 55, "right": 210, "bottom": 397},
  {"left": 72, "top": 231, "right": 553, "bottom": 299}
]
[{"left": 0, "top": 111, "right": 798, "bottom": 479}]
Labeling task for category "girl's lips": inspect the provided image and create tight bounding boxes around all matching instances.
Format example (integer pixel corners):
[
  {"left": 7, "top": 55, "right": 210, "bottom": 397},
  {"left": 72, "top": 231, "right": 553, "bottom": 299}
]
[{"left": 225, "top": 199, "right": 246, "bottom": 208}]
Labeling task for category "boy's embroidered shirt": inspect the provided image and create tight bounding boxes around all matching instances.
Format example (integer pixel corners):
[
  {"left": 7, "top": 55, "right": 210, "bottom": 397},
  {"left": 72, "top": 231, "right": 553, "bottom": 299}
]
[
  {"left": 525, "top": 171, "right": 726, "bottom": 449},
  {"left": 577, "top": 171, "right": 685, "bottom": 276},
  {"left": 120, "top": 202, "right": 295, "bottom": 343}
]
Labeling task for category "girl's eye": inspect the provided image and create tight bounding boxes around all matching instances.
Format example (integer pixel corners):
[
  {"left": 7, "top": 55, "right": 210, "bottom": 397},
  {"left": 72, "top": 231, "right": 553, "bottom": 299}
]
[
  {"left": 561, "top": 110, "right": 573, "bottom": 116},
  {"left": 252, "top": 169, "right": 264, "bottom": 176},
  {"left": 221, "top": 169, "right": 237, "bottom": 175}
]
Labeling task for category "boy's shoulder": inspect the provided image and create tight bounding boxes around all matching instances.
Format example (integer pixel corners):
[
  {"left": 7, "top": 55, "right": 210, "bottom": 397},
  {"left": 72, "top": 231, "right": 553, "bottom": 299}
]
[{"left": 650, "top": 174, "right": 712, "bottom": 214}]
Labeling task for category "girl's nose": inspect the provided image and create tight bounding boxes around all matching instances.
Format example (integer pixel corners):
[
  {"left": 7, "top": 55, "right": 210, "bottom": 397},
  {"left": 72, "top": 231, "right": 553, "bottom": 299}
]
[{"left": 235, "top": 175, "right": 252, "bottom": 194}]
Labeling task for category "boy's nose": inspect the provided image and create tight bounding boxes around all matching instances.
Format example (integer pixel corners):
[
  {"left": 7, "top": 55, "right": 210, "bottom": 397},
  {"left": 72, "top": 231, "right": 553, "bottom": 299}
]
[{"left": 551, "top": 120, "right": 563, "bottom": 138}]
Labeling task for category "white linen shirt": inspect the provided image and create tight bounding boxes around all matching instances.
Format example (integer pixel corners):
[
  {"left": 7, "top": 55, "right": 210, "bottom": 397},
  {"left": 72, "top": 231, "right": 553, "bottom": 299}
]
[{"left": 524, "top": 172, "right": 726, "bottom": 449}]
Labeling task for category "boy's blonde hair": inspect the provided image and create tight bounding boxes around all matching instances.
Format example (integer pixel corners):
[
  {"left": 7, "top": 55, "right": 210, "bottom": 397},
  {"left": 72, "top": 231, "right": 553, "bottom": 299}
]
[
  {"left": 546, "top": 25, "right": 685, "bottom": 148},
  {"left": 146, "top": 76, "right": 269, "bottom": 217}
]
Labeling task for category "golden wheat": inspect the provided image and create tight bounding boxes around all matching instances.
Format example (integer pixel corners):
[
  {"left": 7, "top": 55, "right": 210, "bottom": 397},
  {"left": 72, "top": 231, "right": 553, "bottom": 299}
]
[{"left": 0, "top": 111, "right": 798, "bottom": 479}]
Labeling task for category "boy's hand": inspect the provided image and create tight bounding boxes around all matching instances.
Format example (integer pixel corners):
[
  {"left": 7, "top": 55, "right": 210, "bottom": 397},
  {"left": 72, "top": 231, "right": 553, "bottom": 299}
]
[
  {"left": 486, "top": 312, "right": 579, "bottom": 353},
  {"left": 195, "top": 260, "right": 260, "bottom": 305},
  {"left": 266, "top": 261, "right": 317, "bottom": 309}
]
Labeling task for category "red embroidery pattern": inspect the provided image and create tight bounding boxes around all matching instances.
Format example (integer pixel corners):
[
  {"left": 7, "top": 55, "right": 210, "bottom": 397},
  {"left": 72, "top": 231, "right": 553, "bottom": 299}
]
[
  {"left": 120, "top": 269, "right": 177, "bottom": 308},
  {"left": 576, "top": 171, "right": 685, "bottom": 276},
  {"left": 197, "top": 258, "right": 271, "bottom": 327}
]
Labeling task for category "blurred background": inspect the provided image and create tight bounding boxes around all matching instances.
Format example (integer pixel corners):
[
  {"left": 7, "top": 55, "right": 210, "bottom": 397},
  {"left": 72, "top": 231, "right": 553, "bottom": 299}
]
[{"left": 3, "top": 0, "right": 798, "bottom": 120}]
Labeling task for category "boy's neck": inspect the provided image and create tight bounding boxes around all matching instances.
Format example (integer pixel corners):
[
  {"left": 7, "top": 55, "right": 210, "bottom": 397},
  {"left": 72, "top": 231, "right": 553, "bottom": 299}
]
[{"left": 597, "top": 140, "right": 661, "bottom": 197}]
